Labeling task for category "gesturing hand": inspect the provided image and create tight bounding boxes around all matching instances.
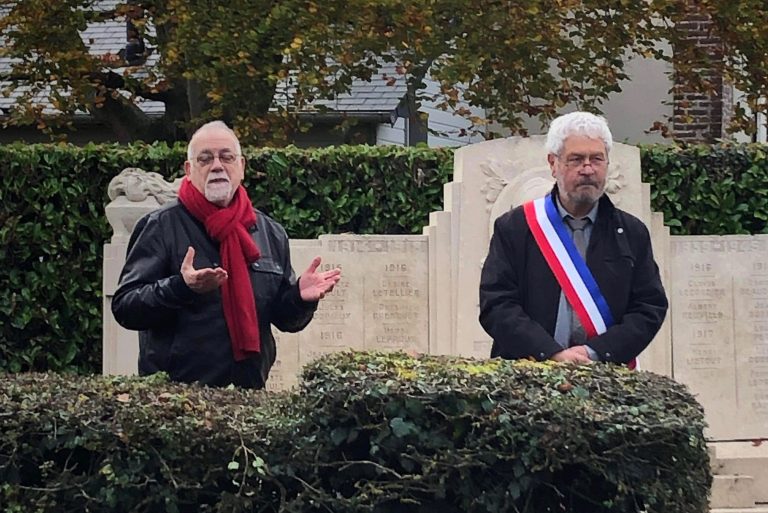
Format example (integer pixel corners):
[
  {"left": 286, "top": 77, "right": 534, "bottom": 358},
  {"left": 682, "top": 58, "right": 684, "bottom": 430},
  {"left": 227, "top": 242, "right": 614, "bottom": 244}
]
[
  {"left": 180, "top": 246, "right": 228, "bottom": 294},
  {"left": 299, "top": 256, "right": 342, "bottom": 302}
]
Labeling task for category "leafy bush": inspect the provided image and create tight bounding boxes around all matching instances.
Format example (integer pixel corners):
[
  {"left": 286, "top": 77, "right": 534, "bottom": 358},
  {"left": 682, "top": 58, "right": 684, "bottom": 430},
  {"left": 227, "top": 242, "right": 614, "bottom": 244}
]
[
  {"left": 0, "top": 142, "right": 184, "bottom": 374},
  {"left": 641, "top": 142, "right": 768, "bottom": 234},
  {"left": 0, "top": 351, "right": 711, "bottom": 513},
  {"left": 245, "top": 145, "right": 453, "bottom": 237},
  {"left": 0, "top": 371, "right": 286, "bottom": 513},
  {"left": 295, "top": 351, "right": 711, "bottom": 513}
]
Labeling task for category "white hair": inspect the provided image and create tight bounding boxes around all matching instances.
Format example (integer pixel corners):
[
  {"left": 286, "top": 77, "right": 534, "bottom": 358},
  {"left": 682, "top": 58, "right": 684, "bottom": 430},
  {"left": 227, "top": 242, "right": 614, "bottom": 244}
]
[
  {"left": 186, "top": 120, "right": 242, "bottom": 160},
  {"left": 545, "top": 111, "right": 613, "bottom": 156}
]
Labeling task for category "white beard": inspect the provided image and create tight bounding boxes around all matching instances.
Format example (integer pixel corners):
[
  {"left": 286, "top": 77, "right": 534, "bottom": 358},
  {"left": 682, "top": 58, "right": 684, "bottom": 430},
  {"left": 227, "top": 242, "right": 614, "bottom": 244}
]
[{"left": 204, "top": 173, "right": 233, "bottom": 205}]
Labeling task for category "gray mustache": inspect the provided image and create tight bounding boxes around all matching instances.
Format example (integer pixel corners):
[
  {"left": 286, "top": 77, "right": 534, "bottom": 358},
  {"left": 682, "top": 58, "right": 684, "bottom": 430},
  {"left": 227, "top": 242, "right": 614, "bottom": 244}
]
[{"left": 206, "top": 174, "right": 230, "bottom": 184}]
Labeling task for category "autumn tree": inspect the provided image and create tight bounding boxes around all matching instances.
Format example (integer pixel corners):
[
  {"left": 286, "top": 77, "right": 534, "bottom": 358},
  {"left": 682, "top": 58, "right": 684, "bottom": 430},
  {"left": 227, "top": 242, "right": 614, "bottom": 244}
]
[
  {"left": 0, "top": 0, "right": 371, "bottom": 144},
  {"left": 331, "top": 0, "right": 687, "bottom": 137},
  {"left": 0, "top": 0, "right": 764, "bottom": 144},
  {"left": 703, "top": 0, "right": 768, "bottom": 137}
]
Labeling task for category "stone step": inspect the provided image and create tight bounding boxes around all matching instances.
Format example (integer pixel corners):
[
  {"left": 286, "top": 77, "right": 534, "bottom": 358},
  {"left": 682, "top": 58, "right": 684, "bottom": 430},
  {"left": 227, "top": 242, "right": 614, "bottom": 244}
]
[
  {"left": 710, "top": 445, "right": 719, "bottom": 473},
  {"left": 710, "top": 474, "right": 756, "bottom": 509},
  {"left": 715, "top": 459, "right": 768, "bottom": 503},
  {"left": 710, "top": 441, "right": 768, "bottom": 503}
]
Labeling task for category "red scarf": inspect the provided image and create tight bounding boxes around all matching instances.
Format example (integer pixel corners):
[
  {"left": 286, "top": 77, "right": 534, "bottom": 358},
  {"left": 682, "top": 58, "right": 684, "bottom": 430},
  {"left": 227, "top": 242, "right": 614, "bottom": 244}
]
[{"left": 178, "top": 177, "right": 261, "bottom": 361}]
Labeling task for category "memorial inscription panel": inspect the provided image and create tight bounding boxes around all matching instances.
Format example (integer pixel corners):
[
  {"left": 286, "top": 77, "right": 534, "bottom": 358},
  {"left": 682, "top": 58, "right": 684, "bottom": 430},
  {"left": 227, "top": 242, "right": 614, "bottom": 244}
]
[
  {"left": 672, "top": 236, "right": 768, "bottom": 439},
  {"left": 269, "top": 235, "right": 429, "bottom": 390}
]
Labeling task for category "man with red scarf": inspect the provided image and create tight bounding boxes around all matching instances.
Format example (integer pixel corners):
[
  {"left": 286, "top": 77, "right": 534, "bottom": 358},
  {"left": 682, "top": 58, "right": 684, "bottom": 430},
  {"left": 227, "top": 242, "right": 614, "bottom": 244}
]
[{"left": 112, "top": 121, "right": 341, "bottom": 388}]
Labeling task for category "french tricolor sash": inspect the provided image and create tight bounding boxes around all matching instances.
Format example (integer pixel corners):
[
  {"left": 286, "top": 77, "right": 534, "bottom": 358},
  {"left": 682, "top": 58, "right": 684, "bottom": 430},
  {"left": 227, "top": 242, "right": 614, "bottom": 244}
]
[{"left": 523, "top": 195, "right": 637, "bottom": 369}]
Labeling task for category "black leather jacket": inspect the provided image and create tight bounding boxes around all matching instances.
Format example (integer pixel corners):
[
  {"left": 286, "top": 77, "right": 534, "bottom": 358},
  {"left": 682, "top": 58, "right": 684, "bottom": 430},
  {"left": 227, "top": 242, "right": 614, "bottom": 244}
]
[{"left": 112, "top": 200, "right": 316, "bottom": 388}]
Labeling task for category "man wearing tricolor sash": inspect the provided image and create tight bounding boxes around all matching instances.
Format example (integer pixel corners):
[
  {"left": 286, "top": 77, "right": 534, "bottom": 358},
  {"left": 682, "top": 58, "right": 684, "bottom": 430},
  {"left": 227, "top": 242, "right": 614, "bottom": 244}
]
[{"left": 479, "top": 112, "right": 668, "bottom": 366}]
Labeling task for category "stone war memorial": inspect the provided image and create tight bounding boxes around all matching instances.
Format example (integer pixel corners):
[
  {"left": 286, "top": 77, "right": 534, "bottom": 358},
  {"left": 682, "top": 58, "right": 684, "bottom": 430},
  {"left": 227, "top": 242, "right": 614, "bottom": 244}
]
[{"left": 103, "top": 137, "right": 768, "bottom": 511}]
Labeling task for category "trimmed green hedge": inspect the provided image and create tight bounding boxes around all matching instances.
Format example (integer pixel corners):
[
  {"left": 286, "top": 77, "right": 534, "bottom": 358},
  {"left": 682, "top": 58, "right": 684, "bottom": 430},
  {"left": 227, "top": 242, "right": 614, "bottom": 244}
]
[
  {"left": 641, "top": 142, "right": 768, "bottom": 235},
  {"left": 0, "top": 143, "right": 182, "bottom": 375},
  {"left": 2, "top": 141, "right": 768, "bottom": 374},
  {"left": 0, "top": 351, "right": 711, "bottom": 513}
]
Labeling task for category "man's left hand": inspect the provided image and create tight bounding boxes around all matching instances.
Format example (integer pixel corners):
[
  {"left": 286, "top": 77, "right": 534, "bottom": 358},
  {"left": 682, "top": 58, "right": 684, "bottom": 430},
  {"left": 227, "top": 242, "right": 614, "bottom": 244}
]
[
  {"left": 299, "top": 256, "right": 342, "bottom": 302},
  {"left": 551, "top": 345, "right": 592, "bottom": 365},
  {"left": 568, "top": 345, "right": 592, "bottom": 362}
]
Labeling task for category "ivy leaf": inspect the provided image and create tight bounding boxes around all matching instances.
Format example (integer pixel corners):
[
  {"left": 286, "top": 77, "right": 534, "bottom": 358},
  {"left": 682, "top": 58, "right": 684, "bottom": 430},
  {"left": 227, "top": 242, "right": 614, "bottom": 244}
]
[
  {"left": 330, "top": 427, "right": 348, "bottom": 446},
  {"left": 390, "top": 417, "right": 417, "bottom": 438},
  {"left": 571, "top": 386, "right": 590, "bottom": 400}
]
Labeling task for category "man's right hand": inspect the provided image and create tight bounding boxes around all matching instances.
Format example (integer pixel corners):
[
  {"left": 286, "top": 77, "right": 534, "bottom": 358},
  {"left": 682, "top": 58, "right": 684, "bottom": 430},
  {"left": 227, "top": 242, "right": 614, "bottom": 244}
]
[
  {"left": 181, "top": 246, "right": 228, "bottom": 293},
  {"left": 550, "top": 346, "right": 592, "bottom": 364}
]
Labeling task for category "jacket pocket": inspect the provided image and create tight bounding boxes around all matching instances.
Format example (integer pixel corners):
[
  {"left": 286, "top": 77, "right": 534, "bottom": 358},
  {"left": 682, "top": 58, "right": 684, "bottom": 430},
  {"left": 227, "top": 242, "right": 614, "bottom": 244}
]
[{"left": 250, "top": 258, "right": 284, "bottom": 315}]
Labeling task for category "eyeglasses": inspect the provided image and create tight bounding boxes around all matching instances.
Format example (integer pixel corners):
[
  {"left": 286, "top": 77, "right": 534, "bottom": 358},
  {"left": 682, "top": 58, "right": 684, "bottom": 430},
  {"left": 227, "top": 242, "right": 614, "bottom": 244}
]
[
  {"left": 559, "top": 154, "right": 608, "bottom": 170},
  {"left": 195, "top": 151, "right": 240, "bottom": 166}
]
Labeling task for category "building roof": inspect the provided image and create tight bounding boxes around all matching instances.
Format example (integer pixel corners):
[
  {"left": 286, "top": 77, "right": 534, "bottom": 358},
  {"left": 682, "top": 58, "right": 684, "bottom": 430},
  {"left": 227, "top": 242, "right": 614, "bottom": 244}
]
[
  {"left": 0, "top": 2, "right": 406, "bottom": 120},
  {"left": 299, "top": 64, "right": 408, "bottom": 115}
]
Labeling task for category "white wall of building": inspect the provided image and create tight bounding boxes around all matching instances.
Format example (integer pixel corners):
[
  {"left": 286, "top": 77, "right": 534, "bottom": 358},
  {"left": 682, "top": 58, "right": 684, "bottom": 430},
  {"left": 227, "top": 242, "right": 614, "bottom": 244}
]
[
  {"left": 376, "top": 118, "right": 407, "bottom": 146},
  {"left": 517, "top": 54, "right": 674, "bottom": 145},
  {"left": 597, "top": 55, "right": 673, "bottom": 145},
  {"left": 732, "top": 90, "right": 768, "bottom": 144}
]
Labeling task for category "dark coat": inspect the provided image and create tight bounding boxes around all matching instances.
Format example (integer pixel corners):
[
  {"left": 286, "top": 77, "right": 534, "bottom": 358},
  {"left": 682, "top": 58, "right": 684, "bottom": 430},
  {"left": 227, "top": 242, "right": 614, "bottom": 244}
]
[
  {"left": 479, "top": 188, "right": 668, "bottom": 364},
  {"left": 111, "top": 200, "right": 316, "bottom": 388}
]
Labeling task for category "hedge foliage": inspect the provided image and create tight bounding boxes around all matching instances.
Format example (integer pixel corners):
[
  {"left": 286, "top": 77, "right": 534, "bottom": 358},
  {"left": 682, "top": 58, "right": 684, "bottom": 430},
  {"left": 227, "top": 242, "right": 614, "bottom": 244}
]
[
  {"left": 2, "top": 141, "right": 768, "bottom": 374},
  {"left": 641, "top": 142, "right": 768, "bottom": 235},
  {"left": 0, "top": 351, "right": 711, "bottom": 513},
  {"left": 0, "top": 142, "right": 183, "bottom": 375}
]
